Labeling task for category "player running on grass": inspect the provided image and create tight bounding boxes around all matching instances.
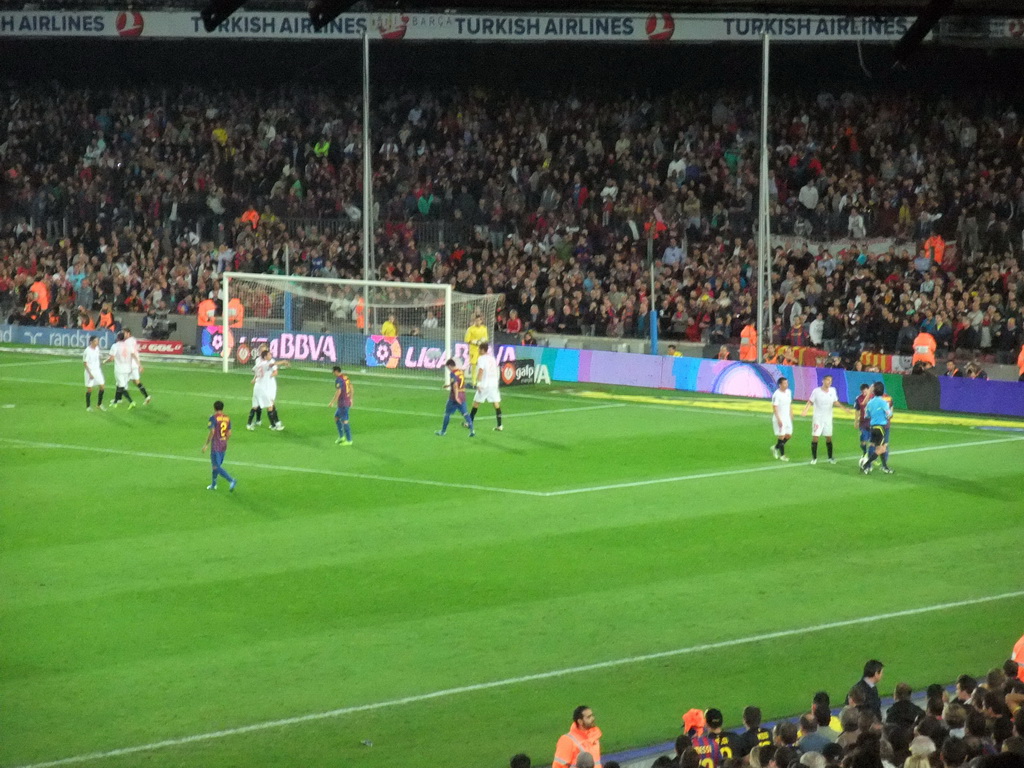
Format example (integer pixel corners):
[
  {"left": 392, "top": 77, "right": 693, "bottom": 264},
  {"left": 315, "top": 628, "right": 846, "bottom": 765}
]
[
  {"left": 800, "top": 375, "right": 851, "bottom": 464},
  {"left": 202, "top": 400, "right": 237, "bottom": 491},
  {"left": 330, "top": 366, "right": 354, "bottom": 445},
  {"left": 436, "top": 358, "right": 475, "bottom": 437},
  {"left": 859, "top": 382, "right": 893, "bottom": 475}
]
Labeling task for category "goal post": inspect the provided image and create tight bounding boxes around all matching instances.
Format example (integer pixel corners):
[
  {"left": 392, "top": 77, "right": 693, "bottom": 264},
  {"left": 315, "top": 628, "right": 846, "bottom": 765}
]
[{"left": 218, "top": 272, "right": 501, "bottom": 382}]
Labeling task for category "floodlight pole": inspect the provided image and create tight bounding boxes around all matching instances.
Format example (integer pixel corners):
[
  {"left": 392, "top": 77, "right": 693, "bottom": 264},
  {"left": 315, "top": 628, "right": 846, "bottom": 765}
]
[
  {"left": 756, "top": 34, "right": 771, "bottom": 363},
  {"left": 361, "top": 31, "right": 373, "bottom": 335}
]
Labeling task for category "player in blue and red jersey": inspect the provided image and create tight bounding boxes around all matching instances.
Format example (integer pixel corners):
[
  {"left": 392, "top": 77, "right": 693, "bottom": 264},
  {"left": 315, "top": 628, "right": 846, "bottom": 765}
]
[
  {"left": 436, "top": 358, "right": 475, "bottom": 437},
  {"left": 202, "top": 400, "right": 237, "bottom": 491},
  {"left": 330, "top": 366, "right": 354, "bottom": 446},
  {"left": 854, "top": 383, "right": 871, "bottom": 456}
]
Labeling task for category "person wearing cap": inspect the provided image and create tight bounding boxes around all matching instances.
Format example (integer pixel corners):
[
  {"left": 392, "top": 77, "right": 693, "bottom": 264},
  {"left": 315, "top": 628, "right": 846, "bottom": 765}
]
[
  {"left": 705, "top": 708, "right": 737, "bottom": 760},
  {"left": 553, "top": 705, "right": 602, "bottom": 768},
  {"left": 683, "top": 709, "right": 722, "bottom": 768}
]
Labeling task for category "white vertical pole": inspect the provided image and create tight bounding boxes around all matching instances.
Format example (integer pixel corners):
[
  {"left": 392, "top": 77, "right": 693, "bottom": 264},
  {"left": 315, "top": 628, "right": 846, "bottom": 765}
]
[
  {"left": 443, "top": 284, "right": 453, "bottom": 385},
  {"left": 756, "top": 33, "right": 770, "bottom": 363},
  {"left": 361, "top": 31, "right": 372, "bottom": 336},
  {"left": 221, "top": 273, "right": 230, "bottom": 373}
]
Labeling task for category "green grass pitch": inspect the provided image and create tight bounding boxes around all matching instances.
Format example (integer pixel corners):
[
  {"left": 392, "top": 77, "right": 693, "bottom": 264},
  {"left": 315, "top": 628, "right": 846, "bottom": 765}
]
[{"left": 1, "top": 349, "right": 1022, "bottom": 768}]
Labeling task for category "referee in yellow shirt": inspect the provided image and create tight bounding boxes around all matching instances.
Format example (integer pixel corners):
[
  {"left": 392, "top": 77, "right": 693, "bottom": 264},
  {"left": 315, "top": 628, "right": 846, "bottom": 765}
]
[{"left": 464, "top": 314, "right": 488, "bottom": 385}]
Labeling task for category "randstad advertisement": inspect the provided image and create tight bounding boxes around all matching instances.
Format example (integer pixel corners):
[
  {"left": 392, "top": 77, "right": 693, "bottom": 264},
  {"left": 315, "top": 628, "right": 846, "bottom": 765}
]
[
  {"left": 365, "top": 335, "right": 516, "bottom": 370},
  {"left": 0, "top": 323, "right": 117, "bottom": 348}
]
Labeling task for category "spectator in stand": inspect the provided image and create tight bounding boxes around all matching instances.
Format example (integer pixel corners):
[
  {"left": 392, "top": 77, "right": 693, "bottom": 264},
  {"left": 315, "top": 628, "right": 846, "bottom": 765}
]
[
  {"left": 799, "top": 714, "right": 832, "bottom": 754},
  {"left": 736, "top": 707, "right": 773, "bottom": 758},
  {"left": 887, "top": 684, "right": 926, "bottom": 729}
]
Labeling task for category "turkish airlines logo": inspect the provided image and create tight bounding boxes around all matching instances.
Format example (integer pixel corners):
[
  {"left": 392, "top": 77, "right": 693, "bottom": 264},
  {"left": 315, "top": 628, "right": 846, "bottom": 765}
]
[
  {"left": 646, "top": 13, "right": 675, "bottom": 41},
  {"left": 378, "top": 15, "right": 409, "bottom": 40},
  {"left": 116, "top": 11, "right": 145, "bottom": 37}
]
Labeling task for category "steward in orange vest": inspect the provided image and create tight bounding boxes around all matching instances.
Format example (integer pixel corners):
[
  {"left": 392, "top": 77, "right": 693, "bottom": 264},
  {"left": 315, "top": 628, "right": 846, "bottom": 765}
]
[
  {"left": 553, "top": 706, "right": 602, "bottom": 768},
  {"left": 197, "top": 298, "right": 217, "bottom": 327},
  {"left": 739, "top": 321, "right": 757, "bottom": 362},
  {"left": 911, "top": 330, "right": 936, "bottom": 368}
]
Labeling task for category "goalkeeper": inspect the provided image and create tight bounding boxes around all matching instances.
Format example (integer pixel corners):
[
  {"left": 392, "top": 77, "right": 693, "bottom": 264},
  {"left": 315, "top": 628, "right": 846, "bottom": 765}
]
[{"left": 464, "top": 313, "right": 489, "bottom": 385}]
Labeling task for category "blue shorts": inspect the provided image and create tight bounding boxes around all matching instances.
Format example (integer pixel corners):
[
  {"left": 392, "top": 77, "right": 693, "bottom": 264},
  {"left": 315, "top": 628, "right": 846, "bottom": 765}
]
[
  {"left": 445, "top": 400, "right": 469, "bottom": 417},
  {"left": 859, "top": 428, "right": 871, "bottom": 443},
  {"left": 210, "top": 450, "right": 226, "bottom": 468},
  {"left": 335, "top": 406, "right": 349, "bottom": 421}
]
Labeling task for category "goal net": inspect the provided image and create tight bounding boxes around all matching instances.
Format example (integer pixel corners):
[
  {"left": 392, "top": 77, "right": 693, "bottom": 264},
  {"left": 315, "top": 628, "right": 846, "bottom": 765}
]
[{"left": 217, "top": 273, "right": 501, "bottom": 382}]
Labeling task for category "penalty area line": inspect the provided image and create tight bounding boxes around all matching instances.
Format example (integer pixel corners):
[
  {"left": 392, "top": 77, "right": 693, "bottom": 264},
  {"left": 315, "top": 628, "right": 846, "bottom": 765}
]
[
  {"left": 540, "top": 435, "right": 1024, "bottom": 496},
  {"left": 0, "top": 439, "right": 545, "bottom": 497},
  {"left": 10, "top": 590, "right": 1024, "bottom": 768}
]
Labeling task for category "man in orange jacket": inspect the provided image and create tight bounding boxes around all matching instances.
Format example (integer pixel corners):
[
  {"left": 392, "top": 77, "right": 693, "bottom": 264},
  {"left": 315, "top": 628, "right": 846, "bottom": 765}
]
[
  {"left": 553, "top": 705, "right": 602, "bottom": 768},
  {"left": 911, "top": 328, "right": 937, "bottom": 370},
  {"left": 739, "top": 318, "right": 757, "bottom": 362},
  {"left": 1013, "top": 632, "right": 1024, "bottom": 681},
  {"left": 1018, "top": 345, "right": 1024, "bottom": 382}
]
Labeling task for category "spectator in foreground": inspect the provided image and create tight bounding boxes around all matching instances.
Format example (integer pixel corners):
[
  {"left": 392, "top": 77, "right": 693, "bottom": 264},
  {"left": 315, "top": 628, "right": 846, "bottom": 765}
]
[{"left": 887, "top": 683, "right": 925, "bottom": 729}]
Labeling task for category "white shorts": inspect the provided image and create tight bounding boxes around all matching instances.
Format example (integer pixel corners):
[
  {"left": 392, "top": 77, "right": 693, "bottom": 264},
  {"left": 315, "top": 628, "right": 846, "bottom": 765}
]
[
  {"left": 254, "top": 384, "right": 275, "bottom": 409},
  {"left": 130, "top": 365, "right": 141, "bottom": 381},
  {"left": 773, "top": 418, "right": 793, "bottom": 437},
  {"left": 473, "top": 385, "right": 501, "bottom": 404},
  {"left": 114, "top": 369, "right": 131, "bottom": 388},
  {"left": 85, "top": 369, "right": 105, "bottom": 387},
  {"left": 812, "top": 418, "right": 834, "bottom": 438}
]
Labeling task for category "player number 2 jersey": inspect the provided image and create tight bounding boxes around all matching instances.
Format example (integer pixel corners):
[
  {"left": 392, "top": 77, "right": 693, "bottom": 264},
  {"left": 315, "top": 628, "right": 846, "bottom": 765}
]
[{"left": 476, "top": 354, "right": 499, "bottom": 389}]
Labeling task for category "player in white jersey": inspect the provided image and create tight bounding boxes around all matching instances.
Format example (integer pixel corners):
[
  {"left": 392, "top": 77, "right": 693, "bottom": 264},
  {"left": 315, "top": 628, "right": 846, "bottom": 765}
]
[
  {"left": 122, "top": 328, "right": 151, "bottom": 404},
  {"left": 247, "top": 349, "right": 268, "bottom": 430},
  {"left": 469, "top": 342, "right": 503, "bottom": 431},
  {"left": 105, "top": 331, "right": 136, "bottom": 408},
  {"left": 250, "top": 347, "right": 289, "bottom": 431},
  {"left": 770, "top": 376, "right": 793, "bottom": 461},
  {"left": 800, "top": 374, "right": 851, "bottom": 464},
  {"left": 82, "top": 336, "right": 106, "bottom": 411}
]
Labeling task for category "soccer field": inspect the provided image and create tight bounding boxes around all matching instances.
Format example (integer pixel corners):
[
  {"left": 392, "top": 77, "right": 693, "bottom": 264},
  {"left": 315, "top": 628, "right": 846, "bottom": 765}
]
[{"left": 1, "top": 349, "right": 1022, "bottom": 768}]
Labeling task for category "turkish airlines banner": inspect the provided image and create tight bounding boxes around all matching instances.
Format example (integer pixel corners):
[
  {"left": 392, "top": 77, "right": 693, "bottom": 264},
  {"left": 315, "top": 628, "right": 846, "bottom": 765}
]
[
  {"left": 0, "top": 10, "right": 958, "bottom": 42},
  {"left": 138, "top": 339, "right": 184, "bottom": 355}
]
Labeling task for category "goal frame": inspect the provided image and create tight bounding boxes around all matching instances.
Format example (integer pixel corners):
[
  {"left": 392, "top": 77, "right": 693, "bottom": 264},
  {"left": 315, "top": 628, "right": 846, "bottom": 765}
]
[{"left": 221, "top": 272, "right": 454, "bottom": 376}]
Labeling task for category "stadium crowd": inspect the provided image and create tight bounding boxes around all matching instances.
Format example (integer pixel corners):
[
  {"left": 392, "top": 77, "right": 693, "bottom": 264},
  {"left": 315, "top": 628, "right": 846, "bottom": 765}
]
[
  {"left": 1, "top": 82, "right": 1024, "bottom": 368},
  {"left": 528, "top": 656, "right": 1024, "bottom": 768}
]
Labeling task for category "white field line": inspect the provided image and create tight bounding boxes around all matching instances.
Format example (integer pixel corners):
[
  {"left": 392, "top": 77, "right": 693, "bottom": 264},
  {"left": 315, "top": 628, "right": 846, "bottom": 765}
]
[
  {"left": 0, "top": 377, "right": 619, "bottom": 420},
  {"left": 2, "top": 435, "right": 1020, "bottom": 500},
  {"left": 1, "top": 361, "right": 1010, "bottom": 434},
  {"left": 0, "top": 439, "right": 546, "bottom": 497},
  {"left": 11, "top": 590, "right": 1024, "bottom": 768},
  {"left": 0, "top": 358, "right": 70, "bottom": 368},
  {"left": 542, "top": 435, "right": 1024, "bottom": 496}
]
